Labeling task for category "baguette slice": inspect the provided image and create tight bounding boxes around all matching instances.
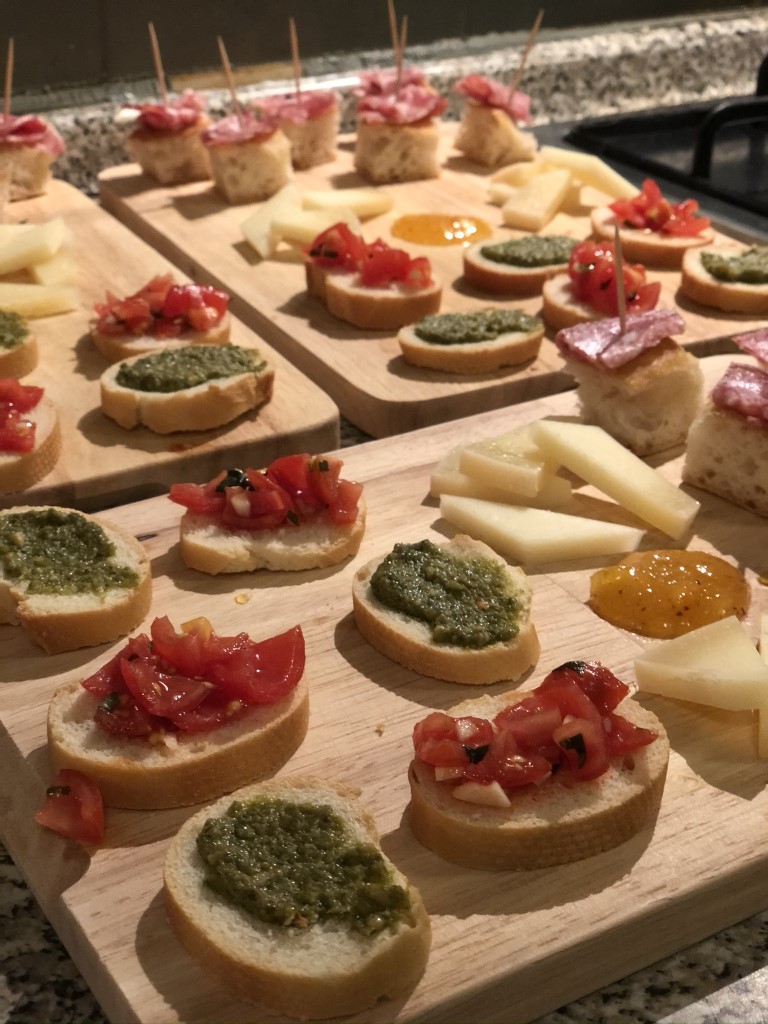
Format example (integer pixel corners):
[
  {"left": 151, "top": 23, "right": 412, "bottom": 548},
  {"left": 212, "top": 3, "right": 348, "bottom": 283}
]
[
  {"left": 0, "top": 393, "right": 61, "bottom": 493},
  {"left": 47, "top": 670, "right": 309, "bottom": 809},
  {"left": 352, "top": 534, "right": 539, "bottom": 685},
  {"left": 409, "top": 689, "right": 669, "bottom": 870},
  {"left": 0, "top": 505, "right": 151, "bottom": 653},
  {"left": 100, "top": 345, "right": 274, "bottom": 433},
  {"left": 463, "top": 238, "right": 573, "bottom": 296},
  {"left": 125, "top": 120, "right": 213, "bottom": 185},
  {"left": 591, "top": 206, "right": 714, "bottom": 268},
  {"left": 179, "top": 495, "right": 367, "bottom": 574},
  {"left": 163, "top": 777, "right": 431, "bottom": 1019},
  {"left": 0, "top": 312, "right": 38, "bottom": 377},
  {"left": 91, "top": 311, "right": 231, "bottom": 364},
  {"left": 324, "top": 273, "right": 441, "bottom": 332},
  {"left": 680, "top": 245, "right": 768, "bottom": 315},
  {"left": 397, "top": 316, "right": 543, "bottom": 374}
]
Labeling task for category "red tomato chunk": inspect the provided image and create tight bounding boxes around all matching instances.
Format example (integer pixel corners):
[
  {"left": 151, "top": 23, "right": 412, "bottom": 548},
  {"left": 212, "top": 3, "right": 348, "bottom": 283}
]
[
  {"left": 568, "top": 240, "right": 660, "bottom": 318},
  {"left": 609, "top": 178, "right": 711, "bottom": 237},
  {"left": 0, "top": 378, "right": 43, "bottom": 453},
  {"left": 307, "top": 222, "right": 434, "bottom": 290},
  {"left": 35, "top": 769, "right": 104, "bottom": 845}
]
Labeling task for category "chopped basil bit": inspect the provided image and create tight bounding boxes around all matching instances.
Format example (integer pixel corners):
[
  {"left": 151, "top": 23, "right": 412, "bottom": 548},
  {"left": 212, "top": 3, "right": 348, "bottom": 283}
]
[
  {"left": 0, "top": 310, "right": 29, "bottom": 350},
  {"left": 286, "top": 510, "right": 300, "bottom": 525},
  {"left": 559, "top": 732, "right": 587, "bottom": 768},
  {"left": 116, "top": 345, "right": 266, "bottom": 393},
  {"left": 46, "top": 785, "right": 71, "bottom": 797},
  {"left": 464, "top": 743, "right": 490, "bottom": 764},
  {"left": 98, "top": 692, "right": 121, "bottom": 712},
  {"left": 479, "top": 234, "right": 576, "bottom": 268},
  {"left": 701, "top": 246, "right": 768, "bottom": 284},
  {"left": 414, "top": 308, "right": 541, "bottom": 346},
  {"left": 316, "top": 459, "right": 329, "bottom": 472},
  {"left": 216, "top": 468, "right": 254, "bottom": 491}
]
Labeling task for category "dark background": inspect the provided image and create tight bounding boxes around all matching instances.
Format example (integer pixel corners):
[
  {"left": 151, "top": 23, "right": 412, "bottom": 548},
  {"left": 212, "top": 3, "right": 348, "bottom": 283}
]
[{"left": 1, "top": 1, "right": 762, "bottom": 99}]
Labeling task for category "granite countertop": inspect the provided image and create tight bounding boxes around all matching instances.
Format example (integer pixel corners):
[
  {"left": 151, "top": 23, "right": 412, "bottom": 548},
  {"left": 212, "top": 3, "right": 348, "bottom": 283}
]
[{"left": 4, "top": 11, "right": 768, "bottom": 1024}]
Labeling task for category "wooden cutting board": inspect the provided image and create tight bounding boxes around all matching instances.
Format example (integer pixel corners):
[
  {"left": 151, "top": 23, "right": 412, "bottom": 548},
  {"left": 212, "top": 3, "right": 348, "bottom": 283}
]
[
  {"left": 3, "top": 355, "right": 768, "bottom": 1024},
  {"left": 98, "top": 127, "right": 765, "bottom": 438},
  {"left": 0, "top": 182, "right": 339, "bottom": 512}
]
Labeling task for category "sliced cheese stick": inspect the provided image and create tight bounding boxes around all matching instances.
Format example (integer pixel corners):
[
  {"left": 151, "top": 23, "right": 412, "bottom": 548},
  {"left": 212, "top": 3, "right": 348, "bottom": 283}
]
[{"left": 431, "top": 448, "right": 572, "bottom": 507}]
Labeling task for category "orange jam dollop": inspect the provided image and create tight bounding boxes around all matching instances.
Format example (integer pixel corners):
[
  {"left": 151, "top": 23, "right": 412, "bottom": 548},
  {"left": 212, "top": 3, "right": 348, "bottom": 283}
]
[
  {"left": 390, "top": 213, "right": 492, "bottom": 246},
  {"left": 589, "top": 549, "right": 750, "bottom": 639}
]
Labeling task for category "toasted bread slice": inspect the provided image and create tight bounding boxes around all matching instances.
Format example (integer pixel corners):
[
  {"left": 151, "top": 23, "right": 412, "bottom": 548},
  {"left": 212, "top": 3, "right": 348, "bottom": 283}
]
[
  {"left": 324, "top": 273, "right": 441, "bottom": 331},
  {"left": 397, "top": 316, "right": 543, "bottom": 374},
  {"left": 680, "top": 245, "right": 768, "bottom": 315},
  {"left": 0, "top": 393, "right": 61, "bottom": 493}
]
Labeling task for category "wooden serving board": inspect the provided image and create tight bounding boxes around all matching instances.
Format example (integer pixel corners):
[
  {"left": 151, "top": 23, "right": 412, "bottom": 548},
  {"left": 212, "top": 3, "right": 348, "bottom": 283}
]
[
  {"left": 0, "top": 181, "right": 339, "bottom": 512},
  {"left": 3, "top": 355, "right": 768, "bottom": 1024},
  {"left": 98, "top": 127, "right": 766, "bottom": 438}
]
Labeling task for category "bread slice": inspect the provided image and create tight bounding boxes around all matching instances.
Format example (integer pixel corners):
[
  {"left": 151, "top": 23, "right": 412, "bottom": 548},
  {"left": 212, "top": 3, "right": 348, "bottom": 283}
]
[
  {"left": 562, "top": 338, "right": 704, "bottom": 456},
  {"left": 591, "top": 206, "right": 714, "bottom": 268},
  {"left": 125, "top": 121, "right": 212, "bottom": 184},
  {"left": 205, "top": 130, "right": 292, "bottom": 205},
  {"left": 100, "top": 345, "right": 274, "bottom": 433},
  {"left": 163, "top": 776, "right": 431, "bottom": 1019},
  {"left": 541, "top": 272, "right": 600, "bottom": 331},
  {"left": 680, "top": 245, "right": 768, "bottom": 315},
  {"left": 352, "top": 534, "right": 539, "bottom": 685},
  {"left": 683, "top": 403, "right": 768, "bottom": 517},
  {"left": 91, "top": 312, "right": 231, "bottom": 364},
  {"left": 0, "top": 505, "right": 151, "bottom": 653},
  {"left": 324, "top": 273, "right": 441, "bottom": 331},
  {"left": 463, "top": 238, "right": 572, "bottom": 297},
  {"left": 47, "top": 670, "right": 309, "bottom": 809},
  {"left": 354, "top": 121, "right": 440, "bottom": 184},
  {"left": 409, "top": 689, "right": 669, "bottom": 870},
  {"left": 280, "top": 106, "right": 339, "bottom": 169},
  {"left": 397, "top": 316, "right": 543, "bottom": 373},
  {"left": 454, "top": 104, "right": 537, "bottom": 168},
  {"left": 0, "top": 314, "right": 38, "bottom": 377},
  {"left": 0, "top": 145, "right": 56, "bottom": 200},
  {"left": 0, "top": 393, "right": 61, "bottom": 493}
]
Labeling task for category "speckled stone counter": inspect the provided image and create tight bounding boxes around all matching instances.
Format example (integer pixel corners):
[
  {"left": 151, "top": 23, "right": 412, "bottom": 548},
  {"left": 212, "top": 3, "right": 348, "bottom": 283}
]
[{"left": 4, "top": 12, "right": 768, "bottom": 1024}]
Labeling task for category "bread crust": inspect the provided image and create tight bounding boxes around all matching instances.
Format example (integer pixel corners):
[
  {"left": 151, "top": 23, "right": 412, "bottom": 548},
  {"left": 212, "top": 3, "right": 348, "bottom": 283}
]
[
  {"left": 352, "top": 534, "right": 539, "bottom": 685},
  {"left": 0, "top": 394, "right": 61, "bottom": 493},
  {"left": 163, "top": 777, "right": 431, "bottom": 1019},
  {"left": 680, "top": 246, "right": 768, "bottom": 314},
  {"left": 125, "top": 120, "right": 212, "bottom": 184},
  {"left": 591, "top": 206, "right": 714, "bottom": 268},
  {"left": 47, "top": 672, "right": 310, "bottom": 809},
  {"left": 91, "top": 311, "right": 231, "bottom": 364},
  {"left": 0, "top": 329, "right": 38, "bottom": 378},
  {"left": 463, "top": 241, "right": 569, "bottom": 296},
  {"left": 205, "top": 129, "right": 292, "bottom": 205},
  {"left": 0, "top": 505, "right": 151, "bottom": 653},
  {"left": 409, "top": 691, "right": 669, "bottom": 869},
  {"left": 324, "top": 274, "right": 441, "bottom": 331},
  {"left": 280, "top": 106, "right": 339, "bottom": 169},
  {"left": 541, "top": 272, "right": 600, "bottom": 331},
  {"left": 100, "top": 349, "right": 274, "bottom": 433},
  {"left": 397, "top": 321, "right": 543, "bottom": 374},
  {"left": 354, "top": 120, "right": 440, "bottom": 184},
  {"left": 0, "top": 144, "right": 55, "bottom": 200},
  {"left": 454, "top": 104, "right": 538, "bottom": 169}
]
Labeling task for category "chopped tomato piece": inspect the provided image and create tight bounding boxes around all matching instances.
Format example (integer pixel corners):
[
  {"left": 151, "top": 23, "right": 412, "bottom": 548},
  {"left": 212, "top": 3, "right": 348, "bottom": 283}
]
[
  {"left": 360, "top": 244, "right": 411, "bottom": 286},
  {"left": 92, "top": 276, "right": 228, "bottom": 339},
  {"left": 0, "top": 379, "right": 43, "bottom": 411},
  {"left": 539, "top": 661, "right": 630, "bottom": 714},
  {"left": 121, "top": 659, "right": 211, "bottom": 717},
  {"left": 553, "top": 716, "right": 610, "bottom": 781},
  {"left": 35, "top": 769, "right": 104, "bottom": 845},
  {"left": 306, "top": 222, "right": 367, "bottom": 269},
  {"left": 266, "top": 454, "right": 325, "bottom": 516},
  {"left": 207, "top": 625, "right": 305, "bottom": 704},
  {"left": 568, "top": 240, "right": 660, "bottom": 318},
  {"left": 609, "top": 178, "right": 710, "bottom": 237}
]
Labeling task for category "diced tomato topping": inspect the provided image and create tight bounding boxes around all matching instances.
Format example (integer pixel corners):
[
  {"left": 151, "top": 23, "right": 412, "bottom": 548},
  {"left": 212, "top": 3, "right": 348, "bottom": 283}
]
[
  {"left": 413, "top": 661, "right": 658, "bottom": 798},
  {"left": 306, "top": 222, "right": 368, "bottom": 269},
  {"left": 609, "top": 178, "right": 711, "bottom": 237},
  {"left": 35, "top": 769, "right": 104, "bottom": 845},
  {"left": 0, "top": 378, "right": 44, "bottom": 454},
  {"left": 568, "top": 240, "right": 661, "bottom": 317},
  {"left": 0, "top": 379, "right": 43, "bottom": 411},
  {"left": 306, "top": 223, "right": 433, "bottom": 289},
  {"left": 92, "top": 275, "right": 229, "bottom": 339}
]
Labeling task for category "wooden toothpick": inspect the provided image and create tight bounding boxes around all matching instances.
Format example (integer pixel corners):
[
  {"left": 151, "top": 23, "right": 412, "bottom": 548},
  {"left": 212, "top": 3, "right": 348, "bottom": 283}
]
[
  {"left": 148, "top": 23, "right": 168, "bottom": 106},
  {"left": 509, "top": 8, "right": 544, "bottom": 96},
  {"left": 3, "top": 38, "right": 13, "bottom": 118},
  {"left": 613, "top": 223, "right": 627, "bottom": 334},
  {"left": 394, "top": 15, "right": 407, "bottom": 95},
  {"left": 387, "top": 0, "right": 399, "bottom": 60},
  {"left": 289, "top": 17, "right": 301, "bottom": 97},
  {"left": 217, "top": 36, "right": 244, "bottom": 128}
]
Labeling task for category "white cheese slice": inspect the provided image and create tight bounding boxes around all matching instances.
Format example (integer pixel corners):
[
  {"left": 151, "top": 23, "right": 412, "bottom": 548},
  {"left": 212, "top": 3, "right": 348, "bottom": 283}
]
[
  {"left": 530, "top": 420, "right": 700, "bottom": 539},
  {"left": 439, "top": 494, "right": 644, "bottom": 563},
  {"left": 0, "top": 217, "right": 66, "bottom": 275},
  {"left": 538, "top": 145, "right": 637, "bottom": 198},
  {"left": 301, "top": 187, "right": 393, "bottom": 218},
  {"left": 490, "top": 156, "right": 548, "bottom": 186},
  {"left": 500, "top": 168, "right": 572, "bottom": 232},
  {"left": 634, "top": 616, "right": 768, "bottom": 711},
  {"left": 457, "top": 425, "right": 559, "bottom": 497},
  {"left": 0, "top": 281, "right": 78, "bottom": 318},
  {"left": 29, "top": 247, "right": 77, "bottom": 287},
  {"left": 271, "top": 207, "right": 361, "bottom": 246},
  {"left": 431, "top": 448, "right": 572, "bottom": 507},
  {"left": 240, "top": 183, "right": 303, "bottom": 259}
]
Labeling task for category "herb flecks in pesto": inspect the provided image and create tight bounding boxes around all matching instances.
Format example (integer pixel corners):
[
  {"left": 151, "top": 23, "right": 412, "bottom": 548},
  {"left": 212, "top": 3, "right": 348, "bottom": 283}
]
[
  {"left": 414, "top": 309, "right": 541, "bottom": 346},
  {"left": 701, "top": 247, "right": 768, "bottom": 284},
  {"left": 0, "top": 311, "right": 28, "bottom": 350},
  {"left": 0, "top": 508, "right": 139, "bottom": 596},
  {"left": 479, "top": 234, "right": 576, "bottom": 268},
  {"left": 196, "top": 798, "right": 412, "bottom": 936},
  {"left": 116, "top": 345, "right": 266, "bottom": 393},
  {"left": 370, "top": 539, "right": 521, "bottom": 648}
]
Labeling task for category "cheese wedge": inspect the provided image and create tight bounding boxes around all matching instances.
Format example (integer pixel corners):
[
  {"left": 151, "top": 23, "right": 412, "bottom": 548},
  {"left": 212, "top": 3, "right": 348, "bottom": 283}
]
[
  {"left": 0, "top": 218, "right": 66, "bottom": 276},
  {"left": 240, "top": 184, "right": 303, "bottom": 259},
  {"left": 458, "top": 426, "right": 560, "bottom": 497},
  {"left": 301, "top": 187, "right": 393, "bottom": 218},
  {"left": 271, "top": 207, "right": 361, "bottom": 247},
  {"left": 490, "top": 157, "right": 549, "bottom": 186},
  {"left": 0, "top": 281, "right": 78, "bottom": 318},
  {"left": 439, "top": 494, "right": 644, "bottom": 563},
  {"left": 30, "top": 248, "right": 77, "bottom": 287},
  {"left": 431, "top": 448, "right": 572, "bottom": 507},
  {"left": 538, "top": 146, "right": 637, "bottom": 199},
  {"left": 634, "top": 616, "right": 768, "bottom": 711},
  {"left": 500, "top": 168, "right": 572, "bottom": 232},
  {"left": 530, "top": 420, "right": 700, "bottom": 539}
]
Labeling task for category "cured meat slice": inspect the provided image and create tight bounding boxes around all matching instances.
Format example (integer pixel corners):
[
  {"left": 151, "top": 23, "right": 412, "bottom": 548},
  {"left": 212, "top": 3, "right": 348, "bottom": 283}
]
[
  {"left": 712, "top": 362, "right": 768, "bottom": 424},
  {"left": 454, "top": 74, "right": 531, "bottom": 122},
  {"left": 0, "top": 114, "right": 64, "bottom": 156},
  {"left": 554, "top": 309, "right": 685, "bottom": 369},
  {"left": 732, "top": 326, "right": 768, "bottom": 366},
  {"left": 253, "top": 90, "right": 337, "bottom": 124},
  {"left": 201, "top": 112, "right": 280, "bottom": 145},
  {"left": 356, "top": 83, "right": 447, "bottom": 125},
  {"left": 352, "top": 67, "right": 427, "bottom": 97}
]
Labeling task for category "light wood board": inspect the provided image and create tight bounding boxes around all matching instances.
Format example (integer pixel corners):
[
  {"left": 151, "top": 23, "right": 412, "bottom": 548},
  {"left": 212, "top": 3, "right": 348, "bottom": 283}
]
[
  {"left": 3, "top": 355, "right": 768, "bottom": 1023},
  {"left": 98, "top": 127, "right": 766, "bottom": 438},
  {"left": 0, "top": 181, "right": 339, "bottom": 512}
]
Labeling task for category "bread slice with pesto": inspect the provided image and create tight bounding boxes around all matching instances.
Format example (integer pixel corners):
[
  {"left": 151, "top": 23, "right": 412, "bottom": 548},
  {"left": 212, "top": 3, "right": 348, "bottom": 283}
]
[
  {"left": 352, "top": 534, "right": 539, "bottom": 685},
  {"left": 0, "top": 505, "right": 151, "bottom": 653},
  {"left": 463, "top": 235, "right": 577, "bottom": 296},
  {"left": 0, "top": 311, "right": 38, "bottom": 378},
  {"left": 163, "top": 776, "right": 432, "bottom": 1019},
  {"left": 99, "top": 343, "right": 274, "bottom": 433}
]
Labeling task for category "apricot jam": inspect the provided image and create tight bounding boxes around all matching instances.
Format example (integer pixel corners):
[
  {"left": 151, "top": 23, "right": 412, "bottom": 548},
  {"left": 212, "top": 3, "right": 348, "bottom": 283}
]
[
  {"left": 589, "top": 549, "right": 750, "bottom": 639},
  {"left": 390, "top": 213, "right": 492, "bottom": 246}
]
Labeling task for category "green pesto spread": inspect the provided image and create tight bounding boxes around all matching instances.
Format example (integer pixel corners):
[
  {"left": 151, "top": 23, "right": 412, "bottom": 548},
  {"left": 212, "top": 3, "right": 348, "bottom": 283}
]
[
  {"left": 479, "top": 234, "right": 576, "bottom": 268},
  {"left": 0, "top": 508, "right": 139, "bottom": 596},
  {"left": 701, "top": 246, "right": 768, "bottom": 284},
  {"left": 195, "top": 797, "right": 412, "bottom": 936},
  {"left": 413, "top": 309, "right": 542, "bottom": 346},
  {"left": 115, "top": 345, "right": 266, "bottom": 393},
  {"left": 0, "top": 311, "right": 28, "bottom": 350},
  {"left": 369, "top": 538, "right": 521, "bottom": 648}
]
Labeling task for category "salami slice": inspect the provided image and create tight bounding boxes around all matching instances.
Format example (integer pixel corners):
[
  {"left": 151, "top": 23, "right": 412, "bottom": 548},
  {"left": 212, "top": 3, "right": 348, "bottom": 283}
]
[
  {"left": 356, "top": 83, "right": 446, "bottom": 125},
  {"left": 555, "top": 309, "right": 685, "bottom": 369},
  {"left": 352, "top": 67, "right": 427, "bottom": 97},
  {"left": 125, "top": 89, "right": 206, "bottom": 133},
  {"left": 731, "top": 327, "right": 768, "bottom": 366},
  {"left": 712, "top": 362, "right": 768, "bottom": 424},
  {"left": 454, "top": 74, "right": 531, "bottom": 123},
  {"left": 0, "top": 114, "right": 64, "bottom": 156},
  {"left": 201, "top": 112, "right": 279, "bottom": 146},
  {"left": 252, "top": 90, "right": 337, "bottom": 124}
]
